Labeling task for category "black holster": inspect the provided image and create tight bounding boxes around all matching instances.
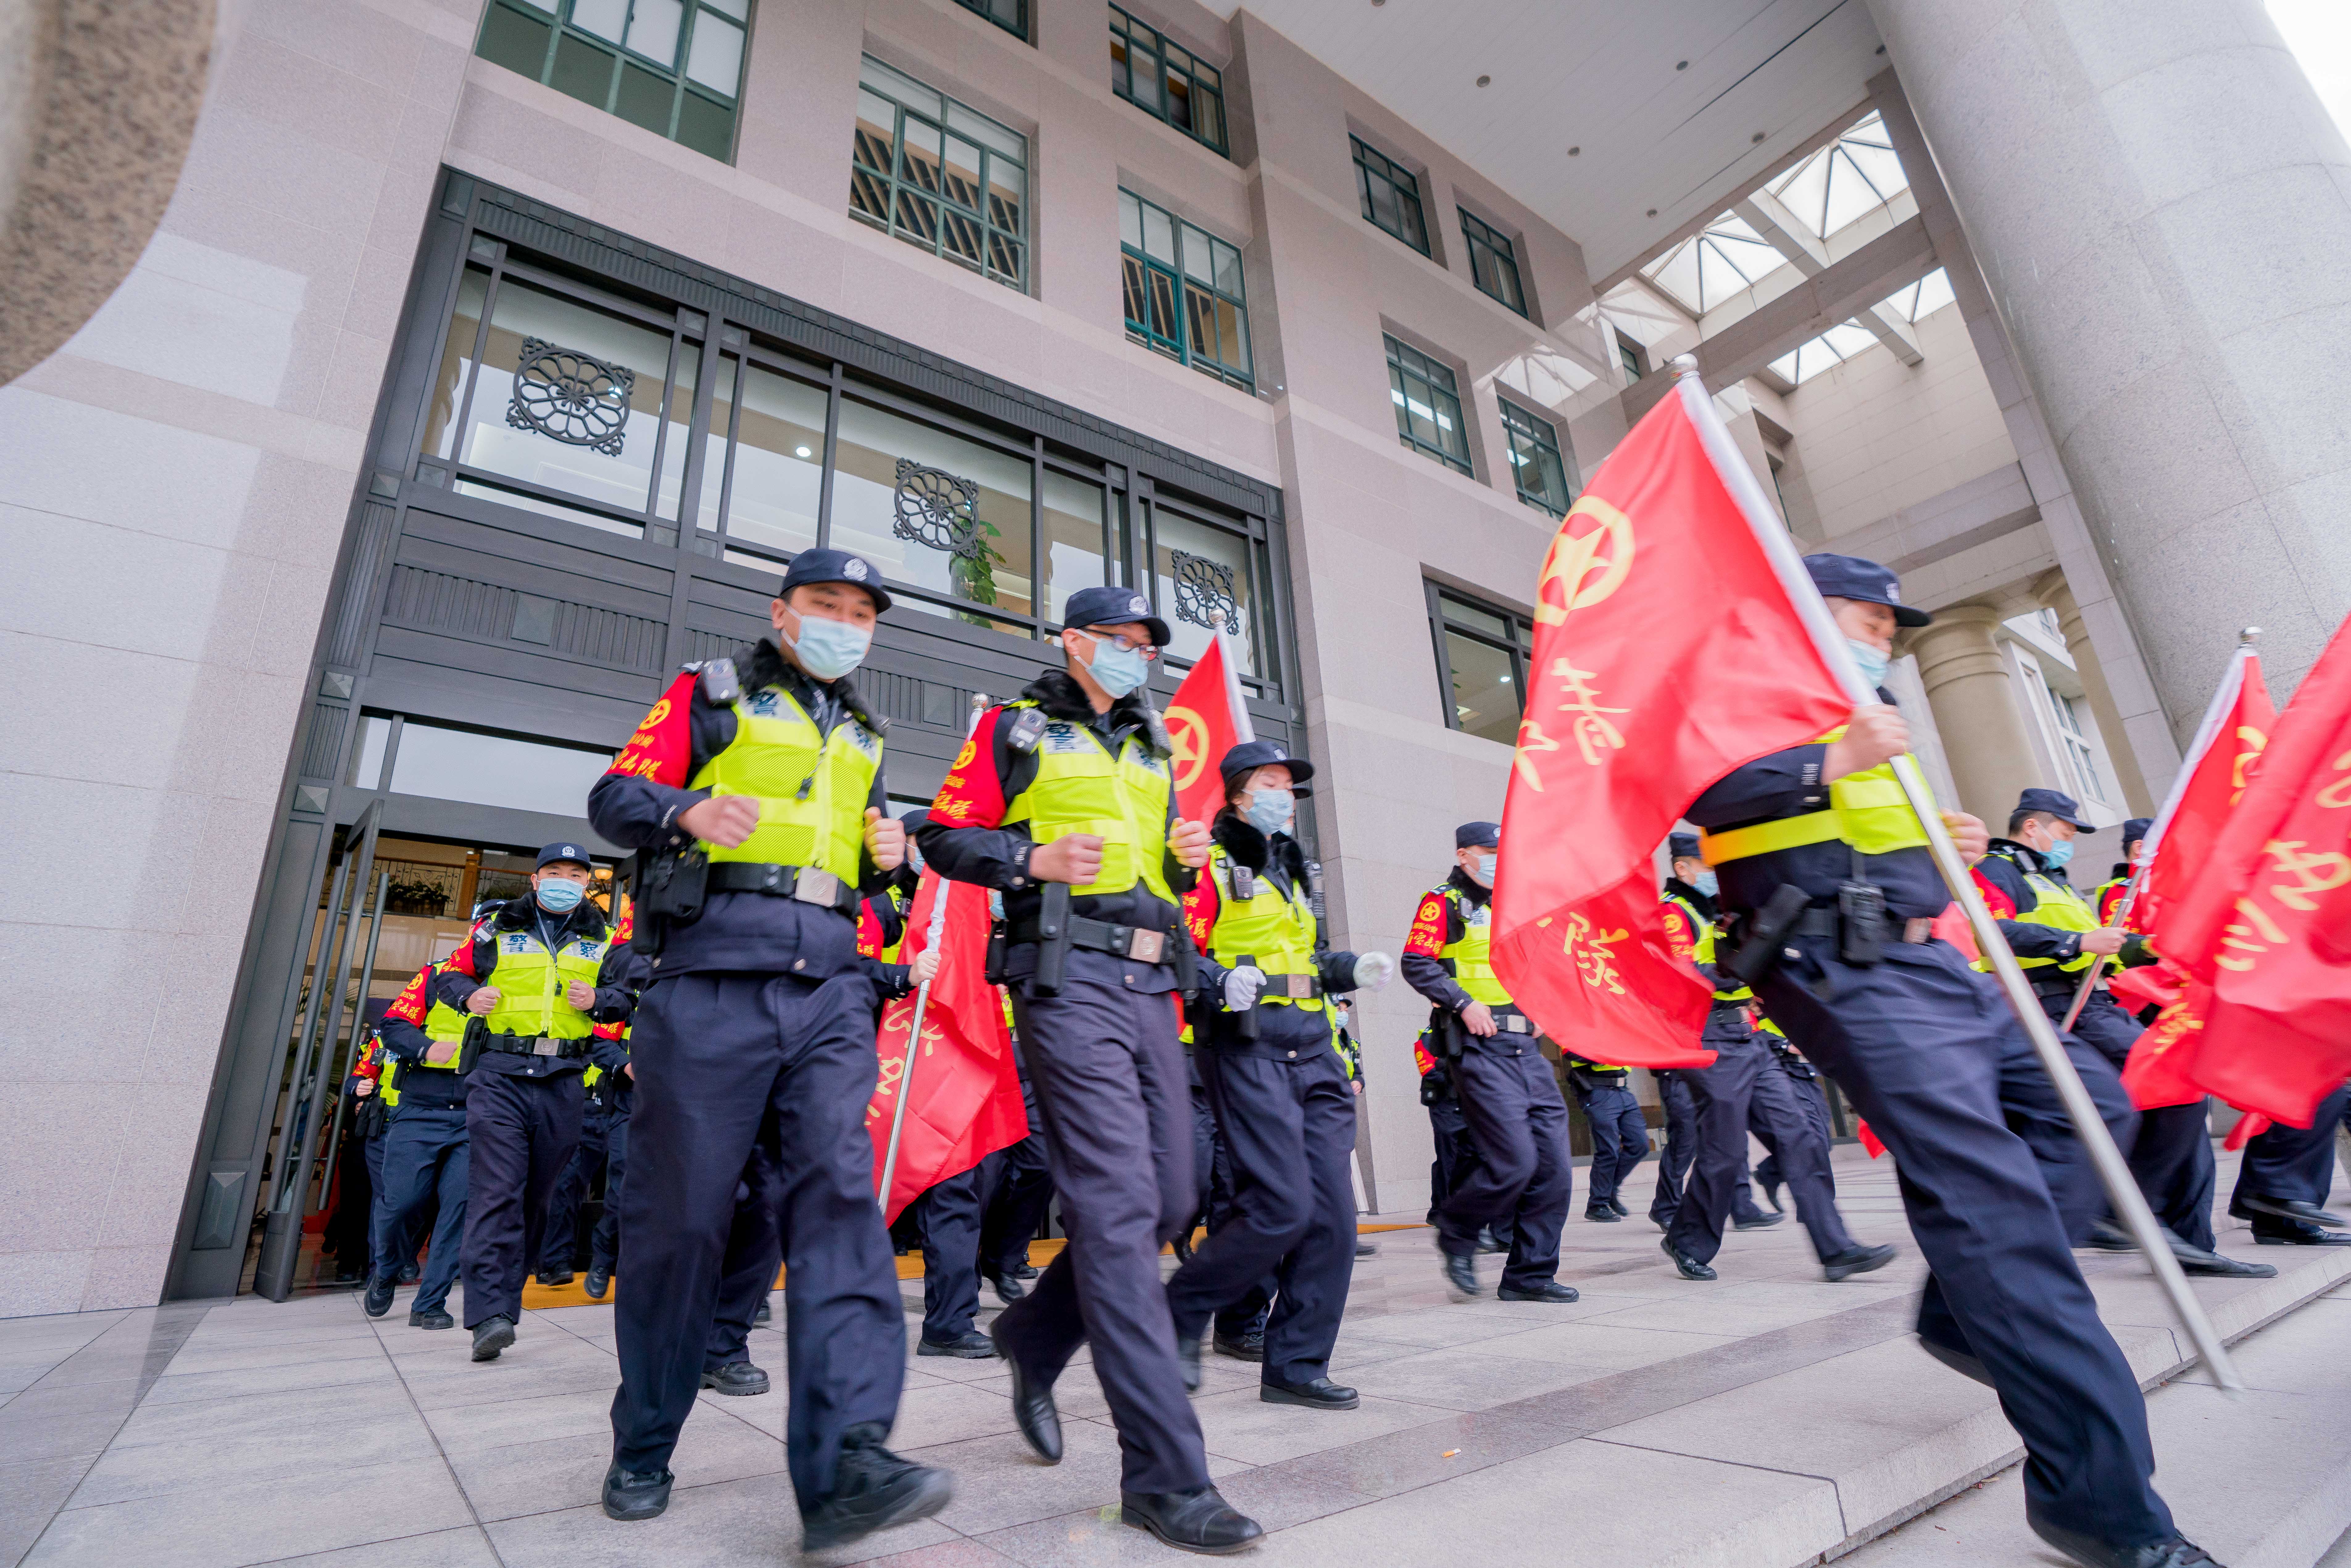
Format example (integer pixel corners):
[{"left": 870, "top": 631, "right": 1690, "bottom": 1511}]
[
  {"left": 1431, "top": 1007, "right": 1469, "bottom": 1061},
  {"left": 1032, "top": 883, "right": 1073, "bottom": 997},
  {"left": 1724, "top": 884, "right": 1812, "bottom": 988},
  {"left": 984, "top": 920, "right": 1008, "bottom": 986},
  {"left": 457, "top": 1016, "right": 489, "bottom": 1077},
  {"left": 633, "top": 846, "right": 708, "bottom": 955},
  {"left": 1231, "top": 951, "right": 1261, "bottom": 1042}
]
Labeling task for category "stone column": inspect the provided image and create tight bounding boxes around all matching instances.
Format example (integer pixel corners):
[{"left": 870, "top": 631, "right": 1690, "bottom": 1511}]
[
  {"left": 2035, "top": 570, "right": 2155, "bottom": 814},
  {"left": 1905, "top": 603, "right": 2043, "bottom": 824},
  {"left": 1869, "top": 0, "right": 2351, "bottom": 717}
]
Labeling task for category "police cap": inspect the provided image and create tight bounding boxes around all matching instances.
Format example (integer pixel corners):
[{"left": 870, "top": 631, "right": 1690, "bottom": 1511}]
[
  {"left": 536, "top": 841, "right": 592, "bottom": 871},
  {"left": 2016, "top": 787, "right": 2093, "bottom": 831},
  {"left": 1668, "top": 832, "right": 1701, "bottom": 861},
  {"left": 1218, "top": 739, "right": 1314, "bottom": 795},
  {"left": 1062, "top": 585, "right": 1170, "bottom": 647},
  {"left": 2120, "top": 816, "right": 2153, "bottom": 848},
  {"left": 778, "top": 547, "right": 891, "bottom": 613},
  {"left": 1803, "top": 552, "right": 1931, "bottom": 627},
  {"left": 1455, "top": 821, "right": 1500, "bottom": 849},
  {"left": 898, "top": 806, "right": 930, "bottom": 834}
]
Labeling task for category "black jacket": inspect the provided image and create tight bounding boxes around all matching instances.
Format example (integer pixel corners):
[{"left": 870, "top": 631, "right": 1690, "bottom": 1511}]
[
  {"left": 435, "top": 896, "right": 637, "bottom": 1079},
  {"left": 1400, "top": 867, "right": 1490, "bottom": 1014},
  {"left": 1185, "top": 812, "right": 1358, "bottom": 1057}
]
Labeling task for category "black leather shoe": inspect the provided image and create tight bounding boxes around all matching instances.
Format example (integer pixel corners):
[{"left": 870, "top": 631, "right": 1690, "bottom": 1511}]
[
  {"left": 2254, "top": 1221, "right": 2351, "bottom": 1246},
  {"left": 1584, "top": 1206, "right": 1621, "bottom": 1223},
  {"left": 363, "top": 1275, "right": 394, "bottom": 1318},
  {"left": 1263, "top": 1376, "right": 1358, "bottom": 1409},
  {"left": 1176, "top": 1334, "right": 1203, "bottom": 1393},
  {"left": 798, "top": 1422, "right": 953, "bottom": 1551},
  {"left": 1732, "top": 1211, "right": 1785, "bottom": 1231},
  {"left": 470, "top": 1316, "right": 516, "bottom": 1362},
  {"left": 1475, "top": 1228, "right": 1508, "bottom": 1254},
  {"left": 1011, "top": 1261, "right": 1038, "bottom": 1279},
  {"left": 602, "top": 1462, "right": 674, "bottom": 1521},
  {"left": 2178, "top": 1249, "right": 2277, "bottom": 1277},
  {"left": 1661, "top": 1237, "right": 1716, "bottom": 1281},
  {"left": 535, "top": 1269, "right": 573, "bottom": 1287},
  {"left": 1758, "top": 1174, "right": 1785, "bottom": 1213},
  {"left": 1822, "top": 1243, "right": 1898, "bottom": 1282},
  {"left": 1442, "top": 1251, "right": 1481, "bottom": 1296},
  {"left": 1608, "top": 1198, "right": 1629, "bottom": 1217},
  {"left": 1121, "top": 1487, "right": 1263, "bottom": 1555},
  {"left": 2029, "top": 1516, "right": 2220, "bottom": 1567},
  {"left": 408, "top": 1307, "right": 454, "bottom": 1329},
  {"left": 700, "top": 1360, "right": 770, "bottom": 1395},
  {"left": 753, "top": 1299, "right": 772, "bottom": 1325},
  {"left": 987, "top": 1271, "right": 1026, "bottom": 1303},
  {"left": 918, "top": 1332, "right": 999, "bottom": 1359},
  {"left": 1355, "top": 1238, "right": 1379, "bottom": 1257},
  {"left": 2085, "top": 1221, "right": 2139, "bottom": 1251},
  {"left": 584, "top": 1268, "right": 610, "bottom": 1300},
  {"left": 992, "top": 1319, "right": 1061, "bottom": 1463},
  {"left": 1497, "top": 1281, "right": 1580, "bottom": 1303},
  {"left": 1212, "top": 1331, "right": 1264, "bottom": 1362},
  {"left": 397, "top": 1262, "right": 421, "bottom": 1285},
  {"left": 2238, "top": 1193, "right": 2346, "bottom": 1229}
]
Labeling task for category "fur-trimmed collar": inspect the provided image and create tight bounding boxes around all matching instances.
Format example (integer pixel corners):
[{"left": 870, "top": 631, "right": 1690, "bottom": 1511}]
[
  {"left": 1445, "top": 866, "right": 1491, "bottom": 909},
  {"left": 489, "top": 894, "right": 610, "bottom": 944},
  {"left": 734, "top": 637, "right": 884, "bottom": 734},
  {"left": 1018, "top": 668, "right": 1171, "bottom": 758},
  {"left": 1211, "top": 811, "right": 1307, "bottom": 879}
]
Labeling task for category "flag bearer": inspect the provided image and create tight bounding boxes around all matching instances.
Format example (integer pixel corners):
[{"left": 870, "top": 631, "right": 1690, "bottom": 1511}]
[
  {"left": 1164, "top": 740, "right": 1394, "bottom": 1411},
  {"left": 1401, "top": 823, "right": 1579, "bottom": 1304},
  {"left": 586, "top": 550, "right": 950, "bottom": 1548},
  {"left": 1687, "top": 552, "right": 2210, "bottom": 1568},
  {"left": 919, "top": 584, "right": 1260, "bottom": 1556}
]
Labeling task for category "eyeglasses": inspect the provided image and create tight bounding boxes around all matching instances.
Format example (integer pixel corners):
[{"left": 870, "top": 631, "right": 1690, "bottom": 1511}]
[{"left": 1080, "top": 628, "right": 1160, "bottom": 659}]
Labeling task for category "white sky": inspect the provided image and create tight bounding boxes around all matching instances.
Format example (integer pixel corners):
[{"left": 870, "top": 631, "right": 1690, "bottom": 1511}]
[{"left": 2269, "top": 0, "right": 2351, "bottom": 144}]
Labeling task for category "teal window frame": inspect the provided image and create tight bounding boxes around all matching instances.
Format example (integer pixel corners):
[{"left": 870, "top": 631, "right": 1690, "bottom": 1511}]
[
  {"left": 1385, "top": 334, "right": 1471, "bottom": 474},
  {"left": 1119, "top": 189, "right": 1253, "bottom": 392},
  {"left": 1459, "top": 209, "right": 1527, "bottom": 316},
  {"left": 1353, "top": 135, "right": 1429, "bottom": 255},
  {"left": 850, "top": 56, "right": 1029, "bottom": 294},
  {"left": 1110, "top": 6, "right": 1228, "bottom": 156},
  {"left": 1497, "top": 397, "right": 1573, "bottom": 518},
  {"left": 474, "top": 0, "right": 750, "bottom": 162},
  {"left": 953, "top": 0, "right": 1026, "bottom": 39}
]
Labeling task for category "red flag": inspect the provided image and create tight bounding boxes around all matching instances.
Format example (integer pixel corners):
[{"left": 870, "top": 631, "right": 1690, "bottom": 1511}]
[
  {"left": 2140, "top": 646, "right": 2273, "bottom": 944},
  {"left": 1162, "top": 632, "right": 1254, "bottom": 828},
  {"left": 866, "top": 870, "right": 1028, "bottom": 1223},
  {"left": 2154, "top": 616, "right": 2351, "bottom": 1126},
  {"left": 1857, "top": 1120, "right": 1887, "bottom": 1159},
  {"left": 2117, "top": 970, "right": 2210, "bottom": 1110},
  {"left": 1492, "top": 377, "right": 1854, "bottom": 1066}
]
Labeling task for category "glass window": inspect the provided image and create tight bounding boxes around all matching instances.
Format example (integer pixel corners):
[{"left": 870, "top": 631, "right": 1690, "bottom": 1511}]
[
  {"left": 1641, "top": 212, "right": 1783, "bottom": 315},
  {"left": 1764, "top": 111, "right": 1910, "bottom": 242},
  {"left": 1117, "top": 188, "right": 1252, "bottom": 391},
  {"left": 387, "top": 721, "right": 615, "bottom": 817},
  {"left": 850, "top": 56, "right": 1028, "bottom": 293},
  {"left": 474, "top": 0, "right": 748, "bottom": 161},
  {"left": 830, "top": 397, "right": 1035, "bottom": 626},
  {"left": 1384, "top": 334, "right": 1471, "bottom": 474},
  {"left": 1428, "top": 588, "right": 1532, "bottom": 745},
  {"left": 1497, "top": 398, "right": 1573, "bottom": 519},
  {"left": 1042, "top": 470, "right": 1109, "bottom": 625},
  {"left": 1765, "top": 318, "right": 1887, "bottom": 386},
  {"left": 1109, "top": 6, "right": 1226, "bottom": 156},
  {"left": 705, "top": 356, "right": 827, "bottom": 559},
  {"left": 1353, "top": 135, "right": 1428, "bottom": 255},
  {"left": 1459, "top": 209, "right": 1525, "bottom": 316},
  {"left": 2045, "top": 679, "right": 2108, "bottom": 805},
  {"left": 1150, "top": 506, "right": 1258, "bottom": 674},
  {"left": 1616, "top": 332, "right": 1644, "bottom": 380},
  {"left": 953, "top": 0, "right": 1025, "bottom": 38},
  {"left": 346, "top": 716, "right": 392, "bottom": 788}
]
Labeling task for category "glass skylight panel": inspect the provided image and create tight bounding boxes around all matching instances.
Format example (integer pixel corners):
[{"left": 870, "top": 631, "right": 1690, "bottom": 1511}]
[
  {"left": 1766, "top": 112, "right": 1909, "bottom": 240},
  {"left": 1767, "top": 318, "right": 1887, "bottom": 385},
  {"left": 1881, "top": 266, "right": 1956, "bottom": 323},
  {"left": 1641, "top": 213, "right": 1783, "bottom": 315}
]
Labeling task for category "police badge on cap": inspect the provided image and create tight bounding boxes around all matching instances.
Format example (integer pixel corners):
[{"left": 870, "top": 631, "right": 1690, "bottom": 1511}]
[{"left": 1062, "top": 584, "right": 1171, "bottom": 647}]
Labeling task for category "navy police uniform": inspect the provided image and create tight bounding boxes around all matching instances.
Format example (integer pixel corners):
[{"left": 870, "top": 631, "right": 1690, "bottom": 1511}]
[
  {"left": 366, "top": 959, "right": 472, "bottom": 1322},
  {"left": 1560, "top": 1050, "right": 1647, "bottom": 1217},
  {"left": 2229, "top": 1083, "right": 2351, "bottom": 1245}
]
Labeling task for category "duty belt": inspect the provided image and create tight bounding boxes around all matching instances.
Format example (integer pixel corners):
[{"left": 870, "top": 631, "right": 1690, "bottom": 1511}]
[
  {"left": 1258, "top": 972, "right": 1323, "bottom": 1000},
  {"left": 1785, "top": 907, "right": 1937, "bottom": 945},
  {"left": 481, "top": 1034, "right": 592, "bottom": 1060},
  {"left": 1488, "top": 1007, "right": 1535, "bottom": 1035},
  {"left": 705, "top": 862, "right": 863, "bottom": 915},
  {"left": 1009, "top": 913, "right": 1172, "bottom": 965}
]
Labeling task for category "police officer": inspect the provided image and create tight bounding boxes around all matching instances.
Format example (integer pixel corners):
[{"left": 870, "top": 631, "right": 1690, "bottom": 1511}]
[
  {"left": 1402, "top": 823, "right": 1579, "bottom": 1303},
  {"left": 1658, "top": 837, "right": 1891, "bottom": 1283},
  {"left": 582, "top": 1017, "right": 629, "bottom": 1302},
  {"left": 1750, "top": 1019, "right": 1833, "bottom": 1215},
  {"left": 364, "top": 958, "right": 473, "bottom": 1330},
  {"left": 977, "top": 1045, "right": 1053, "bottom": 1300},
  {"left": 537, "top": 1058, "right": 615, "bottom": 1287},
  {"left": 2227, "top": 1082, "right": 2351, "bottom": 1246},
  {"left": 1646, "top": 1062, "right": 1696, "bottom": 1233},
  {"left": 1976, "top": 792, "right": 2269, "bottom": 1279},
  {"left": 919, "top": 584, "right": 1259, "bottom": 1555},
  {"left": 1687, "top": 553, "right": 2209, "bottom": 1568},
  {"left": 1561, "top": 1045, "right": 1645, "bottom": 1223},
  {"left": 587, "top": 549, "right": 950, "bottom": 1547},
  {"left": 1165, "top": 739, "right": 1392, "bottom": 1411},
  {"left": 2093, "top": 817, "right": 2153, "bottom": 931}
]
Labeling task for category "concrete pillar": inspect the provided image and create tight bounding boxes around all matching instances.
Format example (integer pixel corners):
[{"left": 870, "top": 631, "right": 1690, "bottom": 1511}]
[
  {"left": 1869, "top": 0, "right": 2351, "bottom": 717},
  {"left": 2035, "top": 570, "right": 2156, "bottom": 814},
  {"left": 1906, "top": 603, "right": 2042, "bottom": 824}
]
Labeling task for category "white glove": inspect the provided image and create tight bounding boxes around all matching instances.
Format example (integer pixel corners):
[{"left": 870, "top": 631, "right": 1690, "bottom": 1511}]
[
  {"left": 1223, "top": 966, "right": 1266, "bottom": 1012},
  {"left": 1352, "top": 952, "right": 1395, "bottom": 992}
]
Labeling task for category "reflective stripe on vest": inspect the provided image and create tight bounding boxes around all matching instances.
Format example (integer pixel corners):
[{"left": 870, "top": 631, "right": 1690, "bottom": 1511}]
[
  {"left": 1664, "top": 891, "right": 1750, "bottom": 1003},
  {"left": 1976, "top": 855, "right": 2098, "bottom": 973},
  {"left": 1698, "top": 725, "right": 1931, "bottom": 866},
  {"left": 688, "top": 685, "right": 882, "bottom": 880},
  {"left": 1000, "top": 703, "right": 1175, "bottom": 905},
  {"left": 1436, "top": 888, "right": 1512, "bottom": 1007},
  {"left": 483, "top": 931, "right": 607, "bottom": 1040},
  {"left": 1208, "top": 846, "right": 1323, "bottom": 1013}
]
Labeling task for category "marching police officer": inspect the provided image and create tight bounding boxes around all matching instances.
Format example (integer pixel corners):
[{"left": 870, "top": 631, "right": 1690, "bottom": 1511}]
[
  {"left": 1686, "top": 553, "right": 2209, "bottom": 1568},
  {"left": 919, "top": 584, "right": 1259, "bottom": 1555},
  {"left": 364, "top": 958, "right": 472, "bottom": 1329},
  {"left": 537, "top": 1059, "right": 615, "bottom": 1287},
  {"left": 2228, "top": 1083, "right": 2351, "bottom": 1245},
  {"left": 977, "top": 1013, "right": 1054, "bottom": 1302},
  {"left": 587, "top": 549, "right": 950, "bottom": 1548},
  {"left": 1402, "top": 823, "right": 1579, "bottom": 1303},
  {"left": 1164, "top": 740, "right": 1393, "bottom": 1411},
  {"left": 1561, "top": 1045, "right": 1644, "bottom": 1223},
  {"left": 2093, "top": 817, "right": 2153, "bottom": 930},
  {"left": 1978, "top": 792, "right": 2270, "bottom": 1279},
  {"left": 1658, "top": 837, "right": 1891, "bottom": 1283},
  {"left": 582, "top": 1017, "right": 629, "bottom": 1302}
]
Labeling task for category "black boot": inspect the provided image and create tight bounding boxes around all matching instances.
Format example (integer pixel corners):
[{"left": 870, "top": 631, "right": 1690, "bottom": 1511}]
[
  {"left": 584, "top": 1267, "right": 610, "bottom": 1300},
  {"left": 1212, "top": 1330, "right": 1264, "bottom": 1362},
  {"left": 602, "top": 1462, "right": 673, "bottom": 1522},
  {"left": 917, "top": 1331, "right": 999, "bottom": 1359},
  {"left": 699, "top": 1361, "right": 770, "bottom": 1395},
  {"left": 987, "top": 1271, "right": 1026, "bottom": 1303},
  {"left": 1584, "top": 1205, "right": 1621, "bottom": 1223},
  {"left": 992, "top": 1318, "right": 1061, "bottom": 1462},
  {"left": 1261, "top": 1377, "right": 1358, "bottom": 1409},
  {"left": 1821, "top": 1243, "right": 1898, "bottom": 1282},
  {"left": 1497, "top": 1281, "right": 1580, "bottom": 1303},
  {"left": 363, "top": 1274, "right": 394, "bottom": 1319},
  {"left": 1732, "top": 1210, "right": 1785, "bottom": 1231},
  {"left": 1442, "top": 1250, "right": 1481, "bottom": 1297},
  {"left": 535, "top": 1268, "right": 573, "bottom": 1287},
  {"left": 2028, "top": 1516, "right": 2219, "bottom": 1568},
  {"left": 470, "top": 1315, "right": 516, "bottom": 1362},
  {"left": 1121, "top": 1487, "right": 1264, "bottom": 1555},
  {"left": 798, "top": 1423, "right": 952, "bottom": 1551},
  {"left": 408, "top": 1307, "right": 454, "bottom": 1329},
  {"left": 1607, "top": 1197, "right": 1629, "bottom": 1217},
  {"left": 1661, "top": 1237, "right": 1716, "bottom": 1281}
]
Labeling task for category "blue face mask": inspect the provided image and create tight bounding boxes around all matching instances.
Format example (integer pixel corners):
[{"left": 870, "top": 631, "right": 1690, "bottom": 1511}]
[
  {"left": 536, "top": 877, "right": 585, "bottom": 913},
  {"left": 1692, "top": 870, "right": 1720, "bottom": 898},
  {"left": 1080, "top": 632, "right": 1151, "bottom": 699},
  {"left": 1847, "top": 638, "right": 1891, "bottom": 690},
  {"left": 783, "top": 612, "right": 872, "bottom": 680},
  {"left": 2040, "top": 838, "right": 2074, "bottom": 870},
  {"left": 1243, "top": 788, "right": 1295, "bottom": 836},
  {"left": 1476, "top": 853, "right": 1497, "bottom": 885}
]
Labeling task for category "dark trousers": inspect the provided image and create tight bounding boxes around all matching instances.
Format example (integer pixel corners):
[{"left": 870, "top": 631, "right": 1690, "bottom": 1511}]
[
  {"left": 1670, "top": 1021, "right": 1854, "bottom": 1266},
  {"left": 593, "top": 1093, "right": 629, "bottom": 1274},
  {"left": 1757, "top": 936, "right": 2172, "bottom": 1547},
  {"left": 705, "top": 1175, "right": 785, "bottom": 1370},
  {"left": 1427, "top": 1094, "right": 1515, "bottom": 1251},
  {"left": 1434, "top": 1044, "right": 1571, "bottom": 1289},
  {"left": 372, "top": 1105, "right": 469, "bottom": 1313},
  {"left": 1996, "top": 1014, "right": 2141, "bottom": 1246},
  {"left": 1650, "top": 1071, "right": 1697, "bottom": 1227},
  {"left": 2232, "top": 1084, "right": 2351, "bottom": 1224},
  {"left": 610, "top": 971, "right": 903, "bottom": 1508},
  {"left": 916, "top": 1166, "right": 986, "bottom": 1343},
  {"left": 998, "top": 951, "right": 1208, "bottom": 1495},
  {"left": 1166, "top": 1047, "right": 1357, "bottom": 1387},
  {"left": 979, "top": 1072, "right": 1051, "bottom": 1279},
  {"left": 2046, "top": 990, "right": 2215, "bottom": 1249},
  {"left": 460, "top": 1069, "right": 583, "bottom": 1329},
  {"left": 1571, "top": 1081, "right": 1648, "bottom": 1208},
  {"left": 538, "top": 1094, "right": 613, "bottom": 1274},
  {"left": 1752, "top": 1061, "right": 1836, "bottom": 1203}
]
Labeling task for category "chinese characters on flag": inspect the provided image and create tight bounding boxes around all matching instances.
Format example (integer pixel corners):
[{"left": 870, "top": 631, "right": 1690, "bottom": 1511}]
[
  {"left": 1161, "top": 632, "right": 1255, "bottom": 828},
  {"left": 1491, "top": 377, "right": 1855, "bottom": 1067}
]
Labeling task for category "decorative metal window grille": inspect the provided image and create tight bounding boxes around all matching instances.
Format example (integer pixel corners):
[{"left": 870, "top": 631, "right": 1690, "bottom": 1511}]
[
  {"left": 473, "top": 0, "right": 750, "bottom": 162},
  {"left": 1459, "top": 209, "right": 1527, "bottom": 316},
  {"left": 1385, "top": 334, "right": 1471, "bottom": 474},
  {"left": 893, "top": 457, "right": 984, "bottom": 557},
  {"left": 851, "top": 56, "right": 1029, "bottom": 293},
  {"left": 1497, "top": 397, "right": 1574, "bottom": 519},
  {"left": 1109, "top": 6, "right": 1227, "bottom": 156},
  {"left": 1168, "top": 547, "right": 1240, "bottom": 634},
  {"left": 506, "top": 337, "right": 635, "bottom": 455},
  {"left": 1353, "top": 135, "right": 1429, "bottom": 255},
  {"left": 1118, "top": 188, "right": 1253, "bottom": 392}
]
